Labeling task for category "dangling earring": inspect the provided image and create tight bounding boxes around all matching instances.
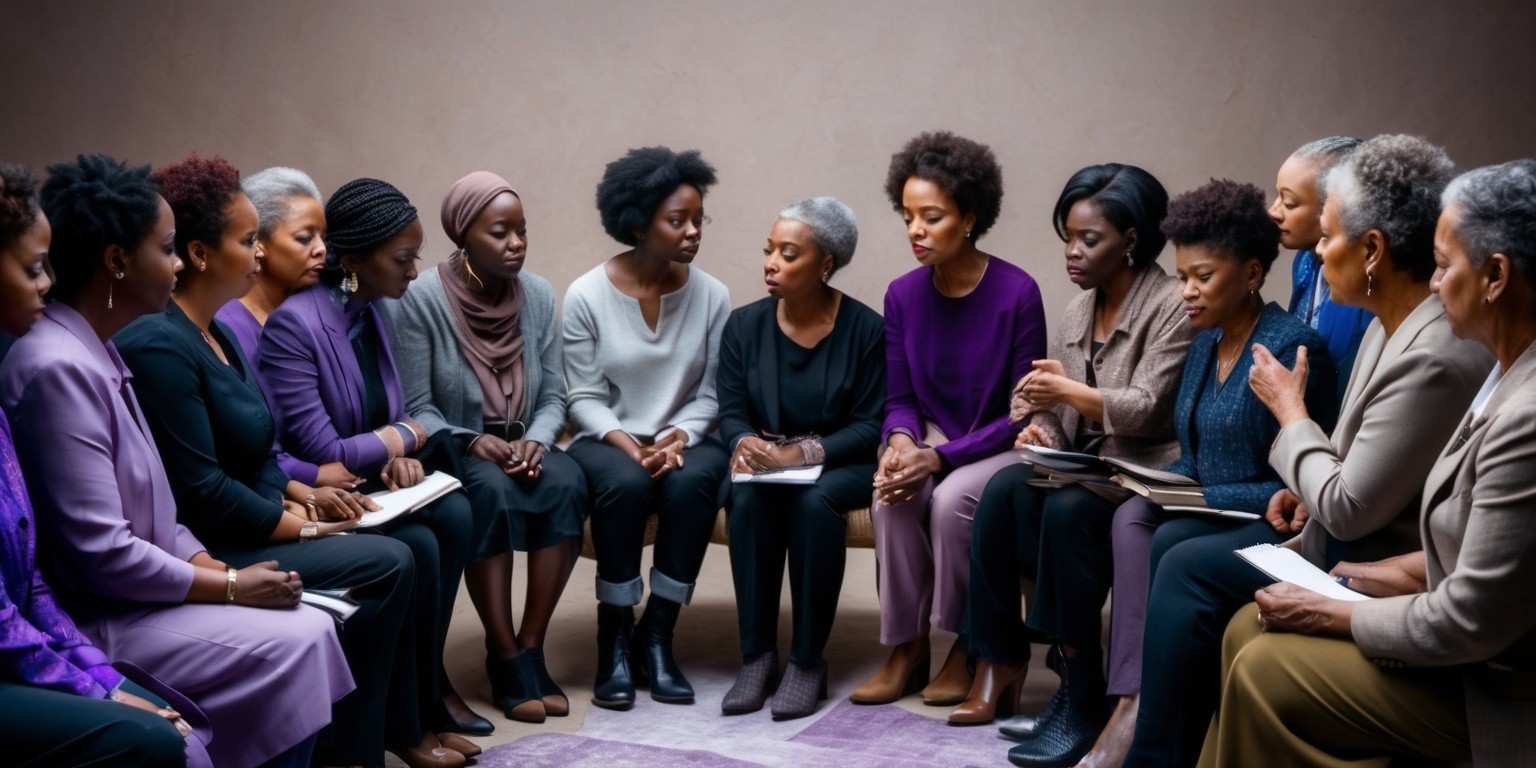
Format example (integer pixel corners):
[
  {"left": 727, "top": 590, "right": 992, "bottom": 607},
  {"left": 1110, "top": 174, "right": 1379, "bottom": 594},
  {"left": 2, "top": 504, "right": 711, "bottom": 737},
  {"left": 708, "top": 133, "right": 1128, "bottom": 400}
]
[
  {"left": 1366, "top": 270, "right": 1375, "bottom": 297},
  {"left": 342, "top": 270, "right": 359, "bottom": 295},
  {"left": 822, "top": 271, "right": 830, "bottom": 284},
  {"left": 107, "top": 270, "right": 123, "bottom": 309},
  {"left": 1125, "top": 250, "right": 1134, "bottom": 266},
  {"left": 459, "top": 250, "right": 484, "bottom": 290}
]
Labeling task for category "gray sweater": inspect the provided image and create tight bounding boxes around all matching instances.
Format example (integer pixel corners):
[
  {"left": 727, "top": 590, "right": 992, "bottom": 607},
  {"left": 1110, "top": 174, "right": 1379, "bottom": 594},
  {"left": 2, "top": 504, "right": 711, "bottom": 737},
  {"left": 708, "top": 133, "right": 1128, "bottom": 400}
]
[
  {"left": 379, "top": 266, "right": 567, "bottom": 448},
  {"left": 561, "top": 264, "right": 730, "bottom": 446}
]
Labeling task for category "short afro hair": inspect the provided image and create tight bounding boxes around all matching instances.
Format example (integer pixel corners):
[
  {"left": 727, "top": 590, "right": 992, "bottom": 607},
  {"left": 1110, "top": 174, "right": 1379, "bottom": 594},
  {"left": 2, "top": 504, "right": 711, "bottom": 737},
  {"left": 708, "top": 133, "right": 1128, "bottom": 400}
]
[
  {"left": 1162, "top": 179, "right": 1280, "bottom": 277},
  {"left": 243, "top": 167, "right": 322, "bottom": 239},
  {"left": 778, "top": 196, "right": 859, "bottom": 277},
  {"left": 0, "top": 163, "right": 42, "bottom": 253},
  {"left": 884, "top": 131, "right": 1004, "bottom": 241},
  {"left": 153, "top": 154, "right": 243, "bottom": 262},
  {"left": 1443, "top": 159, "right": 1536, "bottom": 293},
  {"left": 1052, "top": 164, "right": 1169, "bottom": 268},
  {"left": 595, "top": 147, "right": 717, "bottom": 246},
  {"left": 40, "top": 154, "right": 162, "bottom": 306},
  {"left": 1325, "top": 134, "right": 1455, "bottom": 283}
]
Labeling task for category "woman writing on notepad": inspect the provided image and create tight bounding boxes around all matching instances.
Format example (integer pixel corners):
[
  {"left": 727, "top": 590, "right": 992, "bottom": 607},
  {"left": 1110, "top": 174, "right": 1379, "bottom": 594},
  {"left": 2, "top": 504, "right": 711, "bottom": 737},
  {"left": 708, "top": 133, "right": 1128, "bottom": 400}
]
[
  {"left": 959, "top": 164, "right": 1190, "bottom": 756},
  {"left": 114, "top": 157, "right": 476, "bottom": 768},
  {"left": 715, "top": 197, "right": 885, "bottom": 720},
  {"left": 1122, "top": 136, "right": 1493, "bottom": 768},
  {"left": 1201, "top": 159, "right": 1536, "bottom": 768},
  {"left": 259, "top": 178, "right": 489, "bottom": 756}
]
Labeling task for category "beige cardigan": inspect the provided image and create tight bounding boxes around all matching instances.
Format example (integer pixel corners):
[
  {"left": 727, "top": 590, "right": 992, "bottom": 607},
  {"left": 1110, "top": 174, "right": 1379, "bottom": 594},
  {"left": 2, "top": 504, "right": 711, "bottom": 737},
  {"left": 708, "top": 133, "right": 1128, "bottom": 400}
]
[
  {"left": 1351, "top": 342, "right": 1536, "bottom": 768},
  {"left": 1028, "top": 264, "right": 1193, "bottom": 468},
  {"left": 1271, "top": 296, "right": 1492, "bottom": 566}
]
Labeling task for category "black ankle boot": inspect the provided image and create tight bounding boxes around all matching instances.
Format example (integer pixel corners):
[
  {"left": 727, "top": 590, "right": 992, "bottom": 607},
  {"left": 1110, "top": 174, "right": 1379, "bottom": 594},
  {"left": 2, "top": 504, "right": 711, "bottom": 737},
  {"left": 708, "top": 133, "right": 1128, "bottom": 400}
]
[
  {"left": 1006, "top": 645, "right": 1108, "bottom": 767},
  {"left": 592, "top": 603, "right": 635, "bottom": 710},
  {"left": 632, "top": 596, "right": 694, "bottom": 704}
]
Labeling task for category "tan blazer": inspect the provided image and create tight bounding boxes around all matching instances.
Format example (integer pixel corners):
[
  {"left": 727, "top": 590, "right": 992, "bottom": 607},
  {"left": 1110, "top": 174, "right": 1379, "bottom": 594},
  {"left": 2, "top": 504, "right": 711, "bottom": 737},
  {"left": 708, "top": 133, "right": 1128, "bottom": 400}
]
[
  {"left": 1352, "top": 343, "right": 1536, "bottom": 768},
  {"left": 1029, "top": 263, "right": 1193, "bottom": 468},
  {"left": 1271, "top": 296, "right": 1492, "bottom": 566}
]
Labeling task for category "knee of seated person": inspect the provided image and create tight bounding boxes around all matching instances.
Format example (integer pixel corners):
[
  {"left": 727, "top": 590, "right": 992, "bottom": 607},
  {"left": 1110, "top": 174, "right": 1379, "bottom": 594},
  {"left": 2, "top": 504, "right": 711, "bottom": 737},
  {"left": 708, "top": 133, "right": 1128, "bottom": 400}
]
[
  {"left": 106, "top": 710, "right": 190, "bottom": 768},
  {"left": 598, "top": 461, "right": 654, "bottom": 503}
]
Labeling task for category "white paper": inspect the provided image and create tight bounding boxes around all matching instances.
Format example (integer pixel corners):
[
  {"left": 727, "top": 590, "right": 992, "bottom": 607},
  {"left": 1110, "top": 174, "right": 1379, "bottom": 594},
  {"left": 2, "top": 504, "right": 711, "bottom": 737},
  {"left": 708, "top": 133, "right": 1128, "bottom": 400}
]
[
  {"left": 300, "top": 589, "right": 360, "bottom": 621},
  {"left": 1234, "top": 543, "right": 1371, "bottom": 601},
  {"left": 357, "top": 471, "right": 462, "bottom": 528},
  {"left": 731, "top": 465, "right": 824, "bottom": 485}
]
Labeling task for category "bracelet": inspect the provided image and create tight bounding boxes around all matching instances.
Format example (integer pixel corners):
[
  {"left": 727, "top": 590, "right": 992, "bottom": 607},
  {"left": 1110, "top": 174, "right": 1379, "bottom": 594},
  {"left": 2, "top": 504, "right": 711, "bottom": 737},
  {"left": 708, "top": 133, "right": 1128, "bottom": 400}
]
[
  {"left": 303, "top": 493, "right": 318, "bottom": 521},
  {"left": 798, "top": 439, "right": 826, "bottom": 466},
  {"left": 374, "top": 425, "right": 406, "bottom": 459},
  {"left": 225, "top": 568, "right": 238, "bottom": 603}
]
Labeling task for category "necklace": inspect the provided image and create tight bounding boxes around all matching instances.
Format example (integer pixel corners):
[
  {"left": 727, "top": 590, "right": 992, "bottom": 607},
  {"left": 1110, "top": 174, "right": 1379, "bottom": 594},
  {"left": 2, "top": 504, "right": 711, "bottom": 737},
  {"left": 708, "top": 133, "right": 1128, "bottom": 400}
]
[{"left": 1215, "top": 308, "right": 1261, "bottom": 381}]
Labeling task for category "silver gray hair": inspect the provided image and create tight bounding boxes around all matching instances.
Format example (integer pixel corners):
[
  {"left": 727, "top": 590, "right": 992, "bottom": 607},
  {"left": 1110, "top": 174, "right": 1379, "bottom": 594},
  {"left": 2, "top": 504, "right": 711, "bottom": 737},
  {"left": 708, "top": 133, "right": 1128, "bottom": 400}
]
[
  {"left": 1441, "top": 160, "right": 1536, "bottom": 289},
  {"left": 242, "top": 167, "right": 323, "bottom": 238},
  {"left": 778, "top": 196, "right": 858, "bottom": 276},
  {"left": 1290, "top": 136, "right": 1362, "bottom": 202},
  {"left": 1324, "top": 134, "right": 1455, "bottom": 281}
]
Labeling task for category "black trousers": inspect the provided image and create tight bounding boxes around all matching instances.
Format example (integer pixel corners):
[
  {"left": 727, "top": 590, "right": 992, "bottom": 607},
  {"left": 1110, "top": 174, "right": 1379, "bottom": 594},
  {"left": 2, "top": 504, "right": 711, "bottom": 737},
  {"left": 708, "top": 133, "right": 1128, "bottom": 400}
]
[
  {"left": 218, "top": 526, "right": 421, "bottom": 762},
  {"left": 726, "top": 463, "right": 873, "bottom": 665},
  {"left": 567, "top": 436, "right": 729, "bottom": 588},
  {"left": 0, "top": 679, "right": 190, "bottom": 767},
  {"left": 968, "top": 463, "right": 1119, "bottom": 663},
  {"left": 1123, "top": 517, "right": 1281, "bottom": 768}
]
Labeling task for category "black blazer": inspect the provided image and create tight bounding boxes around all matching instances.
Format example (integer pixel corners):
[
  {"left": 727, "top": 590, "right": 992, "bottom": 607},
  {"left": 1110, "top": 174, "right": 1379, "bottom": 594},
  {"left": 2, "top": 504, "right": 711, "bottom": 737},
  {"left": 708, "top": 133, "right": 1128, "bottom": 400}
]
[
  {"left": 715, "top": 294, "right": 885, "bottom": 467},
  {"left": 115, "top": 302, "right": 289, "bottom": 549}
]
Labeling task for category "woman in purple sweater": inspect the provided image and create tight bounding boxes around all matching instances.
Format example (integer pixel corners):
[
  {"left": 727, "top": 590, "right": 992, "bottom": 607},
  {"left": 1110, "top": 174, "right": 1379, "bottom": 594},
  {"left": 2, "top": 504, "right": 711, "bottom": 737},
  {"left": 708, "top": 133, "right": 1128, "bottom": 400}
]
[{"left": 852, "top": 132, "right": 1048, "bottom": 705}]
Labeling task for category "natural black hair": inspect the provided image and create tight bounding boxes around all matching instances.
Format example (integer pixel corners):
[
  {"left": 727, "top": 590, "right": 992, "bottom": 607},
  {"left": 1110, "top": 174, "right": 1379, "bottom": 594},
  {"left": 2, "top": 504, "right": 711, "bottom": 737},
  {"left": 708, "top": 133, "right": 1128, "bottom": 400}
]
[
  {"left": 1052, "top": 163, "right": 1169, "bottom": 268},
  {"left": 884, "top": 131, "right": 1004, "bottom": 241},
  {"left": 595, "top": 146, "right": 717, "bottom": 246},
  {"left": 0, "top": 163, "right": 42, "bottom": 253},
  {"left": 39, "top": 154, "right": 162, "bottom": 306},
  {"left": 321, "top": 177, "right": 418, "bottom": 286},
  {"left": 1162, "top": 179, "right": 1281, "bottom": 276}
]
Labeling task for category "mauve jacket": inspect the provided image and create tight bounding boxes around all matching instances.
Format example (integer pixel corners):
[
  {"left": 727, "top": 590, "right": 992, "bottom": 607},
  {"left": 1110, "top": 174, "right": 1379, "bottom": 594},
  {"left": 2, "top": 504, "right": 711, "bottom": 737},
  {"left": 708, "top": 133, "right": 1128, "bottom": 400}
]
[{"left": 257, "top": 284, "right": 407, "bottom": 485}]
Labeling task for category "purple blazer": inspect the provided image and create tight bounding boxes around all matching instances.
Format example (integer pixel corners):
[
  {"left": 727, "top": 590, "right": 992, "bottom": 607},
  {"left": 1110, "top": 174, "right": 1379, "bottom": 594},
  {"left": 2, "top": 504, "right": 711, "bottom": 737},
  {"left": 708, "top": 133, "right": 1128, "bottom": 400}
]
[
  {"left": 0, "top": 304, "right": 351, "bottom": 768},
  {"left": 258, "top": 284, "right": 406, "bottom": 484}
]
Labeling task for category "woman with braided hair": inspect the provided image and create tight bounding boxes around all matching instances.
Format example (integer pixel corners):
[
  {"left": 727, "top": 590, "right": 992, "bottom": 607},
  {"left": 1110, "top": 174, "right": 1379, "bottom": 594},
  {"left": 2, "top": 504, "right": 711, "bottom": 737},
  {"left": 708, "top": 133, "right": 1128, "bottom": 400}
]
[{"left": 258, "top": 178, "right": 490, "bottom": 750}]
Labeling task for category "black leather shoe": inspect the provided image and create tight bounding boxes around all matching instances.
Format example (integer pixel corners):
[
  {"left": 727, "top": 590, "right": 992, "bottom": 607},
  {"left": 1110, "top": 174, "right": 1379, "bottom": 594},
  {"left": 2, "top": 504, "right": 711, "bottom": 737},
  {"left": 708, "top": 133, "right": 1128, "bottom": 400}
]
[
  {"left": 592, "top": 603, "right": 636, "bottom": 710},
  {"left": 999, "top": 642, "right": 1065, "bottom": 740},
  {"left": 632, "top": 597, "right": 695, "bottom": 704},
  {"left": 440, "top": 685, "right": 495, "bottom": 736},
  {"left": 722, "top": 650, "right": 779, "bottom": 714},
  {"left": 1006, "top": 646, "right": 1107, "bottom": 767}
]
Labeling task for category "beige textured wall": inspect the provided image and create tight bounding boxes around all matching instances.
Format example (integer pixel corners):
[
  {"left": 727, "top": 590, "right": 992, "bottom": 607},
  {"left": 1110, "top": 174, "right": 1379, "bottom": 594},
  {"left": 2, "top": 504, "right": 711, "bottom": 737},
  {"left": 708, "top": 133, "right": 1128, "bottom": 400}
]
[{"left": 3, "top": 0, "right": 1534, "bottom": 320}]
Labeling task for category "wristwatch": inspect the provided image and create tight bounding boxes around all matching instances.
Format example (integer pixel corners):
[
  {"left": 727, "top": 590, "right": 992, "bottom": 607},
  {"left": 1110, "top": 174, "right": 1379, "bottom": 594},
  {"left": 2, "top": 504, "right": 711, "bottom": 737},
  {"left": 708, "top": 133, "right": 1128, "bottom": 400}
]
[{"left": 299, "top": 521, "right": 320, "bottom": 542}]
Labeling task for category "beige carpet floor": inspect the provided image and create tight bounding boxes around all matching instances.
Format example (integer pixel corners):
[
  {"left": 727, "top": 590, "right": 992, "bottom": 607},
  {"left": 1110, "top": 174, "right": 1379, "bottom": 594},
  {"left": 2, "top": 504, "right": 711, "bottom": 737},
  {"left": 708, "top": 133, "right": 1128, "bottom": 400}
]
[{"left": 382, "top": 542, "right": 1060, "bottom": 765}]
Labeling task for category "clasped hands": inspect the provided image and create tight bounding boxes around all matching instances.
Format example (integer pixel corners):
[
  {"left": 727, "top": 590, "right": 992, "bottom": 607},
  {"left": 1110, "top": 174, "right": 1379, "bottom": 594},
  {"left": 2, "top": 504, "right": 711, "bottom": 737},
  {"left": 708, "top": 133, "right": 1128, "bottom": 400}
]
[
  {"left": 873, "top": 433, "right": 941, "bottom": 505},
  {"left": 112, "top": 687, "right": 193, "bottom": 739},
  {"left": 470, "top": 433, "right": 547, "bottom": 482}
]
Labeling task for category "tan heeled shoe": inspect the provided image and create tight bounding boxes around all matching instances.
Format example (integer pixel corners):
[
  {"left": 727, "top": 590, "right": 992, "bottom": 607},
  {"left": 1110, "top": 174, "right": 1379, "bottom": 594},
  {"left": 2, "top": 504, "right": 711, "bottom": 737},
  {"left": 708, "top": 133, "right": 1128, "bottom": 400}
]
[
  {"left": 436, "top": 732, "right": 482, "bottom": 759},
  {"left": 921, "top": 639, "right": 973, "bottom": 706},
  {"left": 948, "top": 660, "right": 1027, "bottom": 725},
  {"left": 849, "top": 638, "right": 930, "bottom": 704},
  {"left": 389, "top": 733, "right": 466, "bottom": 768}
]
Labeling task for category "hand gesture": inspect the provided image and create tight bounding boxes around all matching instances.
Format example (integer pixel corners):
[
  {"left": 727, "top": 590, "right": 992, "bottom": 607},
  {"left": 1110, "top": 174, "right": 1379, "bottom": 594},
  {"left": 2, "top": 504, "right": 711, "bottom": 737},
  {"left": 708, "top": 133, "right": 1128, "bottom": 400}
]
[
  {"left": 1249, "top": 344, "right": 1311, "bottom": 427},
  {"left": 1265, "top": 488, "right": 1310, "bottom": 534}
]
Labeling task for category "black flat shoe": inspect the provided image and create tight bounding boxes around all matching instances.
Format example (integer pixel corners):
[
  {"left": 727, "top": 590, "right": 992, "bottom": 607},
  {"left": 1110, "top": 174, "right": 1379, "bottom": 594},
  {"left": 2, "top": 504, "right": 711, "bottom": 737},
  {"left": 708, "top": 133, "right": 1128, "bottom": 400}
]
[{"left": 440, "top": 687, "right": 495, "bottom": 736}]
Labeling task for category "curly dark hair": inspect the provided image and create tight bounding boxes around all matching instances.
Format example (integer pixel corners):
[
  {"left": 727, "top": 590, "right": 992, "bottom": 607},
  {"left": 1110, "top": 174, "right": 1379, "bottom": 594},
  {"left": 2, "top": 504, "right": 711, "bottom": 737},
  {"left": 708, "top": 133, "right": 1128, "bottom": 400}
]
[
  {"left": 152, "top": 154, "right": 242, "bottom": 262},
  {"left": 40, "top": 154, "right": 162, "bottom": 306},
  {"left": 0, "top": 163, "right": 43, "bottom": 253},
  {"left": 1052, "top": 164, "right": 1169, "bottom": 268},
  {"left": 1161, "top": 179, "right": 1280, "bottom": 276},
  {"left": 884, "top": 131, "right": 1004, "bottom": 241},
  {"left": 595, "top": 147, "right": 717, "bottom": 246}
]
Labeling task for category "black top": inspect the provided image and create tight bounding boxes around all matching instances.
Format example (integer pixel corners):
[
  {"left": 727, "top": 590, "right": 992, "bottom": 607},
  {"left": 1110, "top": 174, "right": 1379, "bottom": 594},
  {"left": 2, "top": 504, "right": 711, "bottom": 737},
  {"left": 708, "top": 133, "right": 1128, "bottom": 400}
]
[
  {"left": 717, "top": 294, "right": 886, "bottom": 467},
  {"left": 350, "top": 317, "right": 390, "bottom": 430},
  {"left": 115, "top": 301, "right": 288, "bottom": 548}
]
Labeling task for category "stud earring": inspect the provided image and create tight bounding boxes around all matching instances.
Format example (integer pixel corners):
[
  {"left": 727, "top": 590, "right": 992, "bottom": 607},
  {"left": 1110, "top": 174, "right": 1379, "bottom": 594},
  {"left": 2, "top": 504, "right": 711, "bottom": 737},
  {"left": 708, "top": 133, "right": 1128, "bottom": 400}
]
[
  {"left": 965, "top": 230, "right": 972, "bottom": 238},
  {"left": 822, "top": 271, "right": 830, "bottom": 284}
]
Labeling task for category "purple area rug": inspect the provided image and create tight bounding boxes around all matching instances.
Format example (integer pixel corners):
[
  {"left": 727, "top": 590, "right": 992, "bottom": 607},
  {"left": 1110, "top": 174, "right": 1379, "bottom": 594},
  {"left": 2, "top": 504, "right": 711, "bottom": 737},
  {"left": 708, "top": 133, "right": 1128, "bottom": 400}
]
[{"left": 476, "top": 700, "right": 1012, "bottom": 767}]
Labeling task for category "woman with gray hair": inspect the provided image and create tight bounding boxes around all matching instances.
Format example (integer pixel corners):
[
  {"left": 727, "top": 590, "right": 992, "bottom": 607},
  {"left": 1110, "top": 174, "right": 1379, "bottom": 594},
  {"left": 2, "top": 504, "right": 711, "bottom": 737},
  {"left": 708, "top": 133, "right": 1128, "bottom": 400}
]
[
  {"left": 716, "top": 196, "right": 885, "bottom": 720},
  {"left": 1200, "top": 158, "right": 1536, "bottom": 768},
  {"left": 215, "top": 166, "right": 327, "bottom": 362}
]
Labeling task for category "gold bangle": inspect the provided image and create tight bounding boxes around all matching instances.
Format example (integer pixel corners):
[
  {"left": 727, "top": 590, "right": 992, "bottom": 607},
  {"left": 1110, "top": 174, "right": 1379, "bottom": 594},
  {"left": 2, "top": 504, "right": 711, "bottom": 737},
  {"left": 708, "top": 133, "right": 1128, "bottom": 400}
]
[{"left": 225, "top": 568, "right": 238, "bottom": 603}]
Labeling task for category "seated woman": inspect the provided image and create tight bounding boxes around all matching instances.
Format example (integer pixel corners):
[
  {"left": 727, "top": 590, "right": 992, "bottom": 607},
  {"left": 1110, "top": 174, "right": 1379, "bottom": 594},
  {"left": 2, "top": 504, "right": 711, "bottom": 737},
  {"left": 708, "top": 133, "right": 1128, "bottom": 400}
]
[
  {"left": 382, "top": 171, "right": 587, "bottom": 722},
  {"left": 854, "top": 131, "right": 1048, "bottom": 707},
  {"left": 216, "top": 167, "right": 328, "bottom": 362},
  {"left": 1010, "top": 179, "right": 1339, "bottom": 768},
  {"left": 716, "top": 197, "right": 885, "bottom": 720},
  {"left": 257, "top": 178, "right": 486, "bottom": 737},
  {"left": 963, "top": 164, "right": 1191, "bottom": 740},
  {"left": 1124, "top": 135, "right": 1483, "bottom": 768},
  {"left": 563, "top": 147, "right": 731, "bottom": 710},
  {"left": 0, "top": 161, "right": 209, "bottom": 768},
  {"left": 0, "top": 154, "right": 350, "bottom": 768},
  {"left": 116, "top": 155, "right": 477, "bottom": 768},
  {"left": 1272, "top": 136, "right": 1373, "bottom": 396},
  {"left": 1202, "top": 158, "right": 1536, "bottom": 768}
]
